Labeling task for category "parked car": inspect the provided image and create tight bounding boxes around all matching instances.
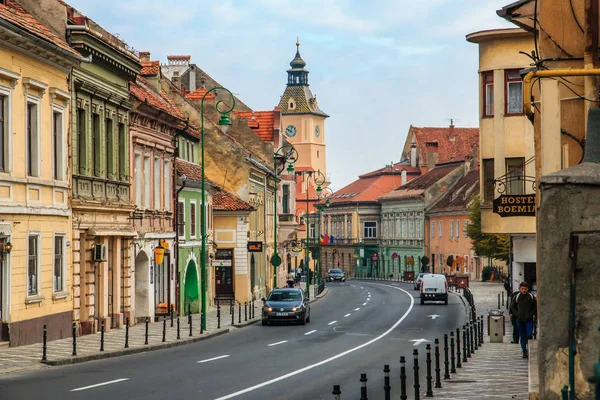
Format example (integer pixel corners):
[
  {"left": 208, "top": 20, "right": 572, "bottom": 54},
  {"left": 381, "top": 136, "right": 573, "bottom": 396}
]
[
  {"left": 420, "top": 274, "right": 449, "bottom": 305},
  {"left": 261, "top": 288, "right": 310, "bottom": 325},
  {"left": 326, "top": 268, "right": 345, "bottom": 282},
  {"left": 413, "top": 273, "right": 426, "bottom": 290}
]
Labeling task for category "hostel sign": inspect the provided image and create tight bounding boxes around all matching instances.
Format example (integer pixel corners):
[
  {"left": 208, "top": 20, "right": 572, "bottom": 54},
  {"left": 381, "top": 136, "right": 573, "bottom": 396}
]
[{"left": 493, "top": 194, "right": 536, "bottom": 217}]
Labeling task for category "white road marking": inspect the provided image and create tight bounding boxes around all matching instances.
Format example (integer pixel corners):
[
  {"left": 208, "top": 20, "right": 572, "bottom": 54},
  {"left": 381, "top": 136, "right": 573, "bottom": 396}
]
[
  {"left": 214, "top": 284, "right": 415, "bottom": 400},
  {"left": 304, "top": 330, "right": 317, "bottom": 336},
  {"left": 268, "top": 340, "right": 288, "bottom": 347},
  {"left": 344, "top": 314, "right": 351, "bottom": 318},
  {"left": 354, "top": 308, "right": 360, "bottom": 311},
  {"left": 362, "top": 302, "right": 367, "bottom": 306},
  {"left": 409, "top": 339, "right": 431, "bottom": 346},
  {"left": 360, "top": 287, "right": 364, "bottom": 289},
  {"left": 428, "top": 315, "right": 441, "bottom": 320},
  {"left": 328, "top": 321, "right": 337, "bottom": 325},
  {"left": 70, "top": 378, "right": 129, "bottom": 392},
  {"left": 197, "top": 355, "right": 230, "bottom": 363}
]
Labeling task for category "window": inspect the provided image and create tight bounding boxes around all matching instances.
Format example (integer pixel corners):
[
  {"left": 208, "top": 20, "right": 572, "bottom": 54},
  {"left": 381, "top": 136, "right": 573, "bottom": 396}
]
[
  {"left": 54, "top": 235, "right": 65, "bottom": 292},
  {"left": 178, "top": 200, "right": 185, "bottom": 237},
  {"left": 77, "top": 109, "right": 86, "bottom": 175},
  {"left": 464, "top": 220, "right": 470, "bottom": 237},
  {"left": 134, "top": 154, "right": 142, "bottom": 206},
  {"left": 282, "top": 184, "right": 289, "bottom": 214},
  {"left": 186, "top": 141, "right": 191, "bottom": 162},
  {"left": 208, "top": 204, "right": 212, "bottom": 230},
  {"left": 154, "top": 157, "right": 161, "bottom": 209},
  {"left": 483, "top": 158, "right": 495, "bottom": 202},
  {"left": 347, "top": 219, "right": 352, "bottom": 238},
  {"left": 506, "top": 69, "right": 523, "bottom": 115},
  {"left": 190, "top": 144, "right": 195, "bottom": 163},
  {"left": 92, "top": 113, "right": 100, "bottom": 176},
  {"left": 26, "top": 101, "right": 39, "bottom": 176},
  {"left": 164, "top": 160, "right": 171, "bottom": 211},
  {"left": 364, "top": 221, "right": 377, "bottom": 238},
  {"left": 52, "top": 110, "right": 65, "bottom": 180},
  {"left": 455, "top": 220, "right": 460, "bottom": 238},
  {"left": 506, "top": 157, "right": 525, "bottom": 195},
  {"left": 190, "top": 201, "right": 197, "bottom": 238},
  {"left": 143, "top": 156, "right": 151, "bottom": 207},
  {"left": 483, "top": 71, "right": 494, "bottom": 117},
  {"left": 0, "top": 94, "right": 7, "bottom": 172},
  {"left": 118, "top": 123, "right": 126, "bottom": 180},
  {"left": 309, "top": 223, "right": 315, "bottom": 239},
  {"left": 431, "top": 221, "right": 435, "bottom": 238},
  {"left": 438, "top": 221, "right": 443, "bottom": 238},
  {"left": 105, "top": 118, "right": 114, "bottom": 179},
  {"left": 27, "top": 234, "right": 40, "bottom": 296},
  {"left": 450, "top": 220, "right": 454, "bottom": 238}
]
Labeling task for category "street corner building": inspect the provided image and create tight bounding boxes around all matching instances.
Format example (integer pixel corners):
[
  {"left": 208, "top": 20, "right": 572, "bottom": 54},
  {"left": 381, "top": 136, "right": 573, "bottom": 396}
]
[{"left": 0, "top": 0, "right": 83, "bottom": 346}]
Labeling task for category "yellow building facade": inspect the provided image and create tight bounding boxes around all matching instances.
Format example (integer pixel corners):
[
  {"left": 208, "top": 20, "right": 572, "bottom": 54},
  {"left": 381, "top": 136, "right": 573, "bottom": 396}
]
[{"left": 0, "top": 1, "right": 81, "bottom": 346}]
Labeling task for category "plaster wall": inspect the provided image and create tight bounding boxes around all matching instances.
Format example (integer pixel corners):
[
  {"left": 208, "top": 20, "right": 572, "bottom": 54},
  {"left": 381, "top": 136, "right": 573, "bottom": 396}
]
[{"left": 281, "top": 114, "right": 327, "bottom": 176}]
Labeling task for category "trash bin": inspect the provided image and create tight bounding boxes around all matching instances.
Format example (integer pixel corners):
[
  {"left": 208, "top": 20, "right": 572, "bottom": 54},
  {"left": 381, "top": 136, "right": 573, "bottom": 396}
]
[{"left": 488, "top": 309, "right": 505, "bottom": 343}]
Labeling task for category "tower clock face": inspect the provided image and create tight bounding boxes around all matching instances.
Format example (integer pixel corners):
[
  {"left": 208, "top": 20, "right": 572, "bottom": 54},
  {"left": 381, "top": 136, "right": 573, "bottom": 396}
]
[
  {"left": 285, "top": 125, "right": 297, "bottom": 138},
  {"left": 315, "top": 125, "right": 320, "bottom": 138}
]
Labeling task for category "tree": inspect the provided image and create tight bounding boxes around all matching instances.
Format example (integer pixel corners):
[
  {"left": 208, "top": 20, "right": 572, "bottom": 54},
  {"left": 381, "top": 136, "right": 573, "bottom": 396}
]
[
  {"left": 466, "top": 195, "right": 510, "bottom": 262},
  {"left": 421, "top": 256, "right": 430, "bottom": 272},
  {"left": 446, "top": 255, "right": 454, "bottom": 268}
]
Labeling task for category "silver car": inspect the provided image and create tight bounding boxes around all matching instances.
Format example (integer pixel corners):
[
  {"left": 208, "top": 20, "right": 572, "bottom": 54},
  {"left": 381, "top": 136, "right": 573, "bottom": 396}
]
[{"left": 326, "top": 268, "right": 345, "bottom": 282}]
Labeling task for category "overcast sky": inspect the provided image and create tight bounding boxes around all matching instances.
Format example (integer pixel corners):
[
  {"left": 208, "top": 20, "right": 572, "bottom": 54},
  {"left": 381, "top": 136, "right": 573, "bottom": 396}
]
[{"left": 67, "top": 0, "right": 514, "bottom": 191}]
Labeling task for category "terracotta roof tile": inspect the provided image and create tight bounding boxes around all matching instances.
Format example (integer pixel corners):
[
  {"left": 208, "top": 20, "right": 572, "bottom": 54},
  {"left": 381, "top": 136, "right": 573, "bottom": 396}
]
[
  {"left": 359, "top": 161, "right": 421, "bottom": 179},
  {"left": 175, "top": 159, "right": 217, "bottom": 185},
  {"left": 186, "top": 87, "right": 215, "bottom": 101},
  {"left": 407, "top": 125, "right": 479, "bottom": 166},
  {"left": 278, "top": 85, "right": 328, "bottom": 117},
  {"left": 130, "top": 77, "right": 185, "bottom": 121},
  {"left": 428, "top": 169, "right": 479, "bottom": 213},
  {"left": 379, "top": 164, "right": 461, "bottom": 201},
  {"left": 0, "top": 0, "right": 81, "bottom": 58},
  {"left": 235, "top": 111, "right": 275, "bottom": 141},
  {"left": 140, "top": 61, "right": 160, "bottom": 76},
  {"left": 213, "top": 191, "right": 254, "bottom": 211}
]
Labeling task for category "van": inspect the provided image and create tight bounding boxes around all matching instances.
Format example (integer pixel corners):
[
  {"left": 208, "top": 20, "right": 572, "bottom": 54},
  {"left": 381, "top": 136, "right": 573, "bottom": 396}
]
[{"left": 420, "top": 274, "right": 448, "bottom": 305}]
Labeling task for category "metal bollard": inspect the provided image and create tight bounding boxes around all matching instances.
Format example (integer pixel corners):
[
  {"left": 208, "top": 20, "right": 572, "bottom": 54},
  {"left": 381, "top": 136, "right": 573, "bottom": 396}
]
[
  {"left": 466, "top": 324, "right": 471, "bottom": 358},
  {"left": 450, "top": 332, "right": 456, "bottom": 373},
  {"left": 434, "top": 338, "right": 442, "bottom": 388},
  {"left": 125, "top": 317, "right": 130, "bottom": 349},
  {"left": 230, "top": 299, "right": 233, "bottom": 315},
  {"left": 188, "top": 303, "right": 192, "bottom": 325},
  {"left": 561, "top": 385, "right": 569, "bottom": 400},
  {"left": 400, "top": 356, "right": 408, "bottom": 400},
  {"left": 462, "top": 327, "right": 468, "bottom": 363},
  {"left": 217, "top": 304, "right": 221, "bottom": 329},
  {"left": 252, "top": 300, "right": 255, "bottom": 319},
  {"left": 501, "top": 291, "right": 505, "bottom": 308},
  {"left": 443, "top": 334, "right": 450, "bottom": 379},
  {"left": 72, "top": 322, "right": 78, "bottom": 356},
  {"left": 42, "top": 325, "right": 47, "bottom": 361},
  {"left": 480, "top": 315, "right": 484, "bottom": 345},
  {"left": 177, "top": 317, "right": 180, "bottom": 340},
  {"left": 170, "top": 305, "right": 174, "bottom": 327},
  {"left": 383, "top": 364, "right": 391, "bottom": 400},
  {"left": 456, "top": 327, "right": 462, "bottom": 368},
  {"left": 470, "top": 322, "right": 475, "bottom": 354},
  {"left": 100, "top": 320, "right": 105, "bottom": 352},
  {"left": 200, "top": 311, "right": 204, "bottom": 335},
  {"left": 189, "top": 313, "right": 193, "bottom": 337},
  {"left": 231, "top": 303, "right": 235, "bottom": 325},
  {"left": 332, "top": 384, "right": 341, "bottom": 400},
  {"left": 498, "top": 293, "right": 501, "bottom": 309},
  {"left": 360, "top": 373, "right": 368, "bottom": 400},
  {"left": 425, "top": 344, "right": 433, "bottom": 397},
  {"left": 244, "top": 302, "right": 247, "bottom": 322},
  {"left": 145, "top": 317, "right": 149, "bottom": 345},
  {"left": 162, "top": 318, "right": 166, "bottom": 342},
  {"left": 238, "top": 302, "right": 241, "bottom": 324},
  {"left": 413, "top": 349, "right": 421, "bottom": 400}
]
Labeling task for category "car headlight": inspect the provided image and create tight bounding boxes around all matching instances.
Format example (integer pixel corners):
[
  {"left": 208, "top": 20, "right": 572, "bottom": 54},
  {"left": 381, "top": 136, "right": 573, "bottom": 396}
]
[
  {"left": 292, "top": 307, "right": 297, "bottom": 312},
  {"left": 265, "top": 307, "right": 272, "bottom": 312}
]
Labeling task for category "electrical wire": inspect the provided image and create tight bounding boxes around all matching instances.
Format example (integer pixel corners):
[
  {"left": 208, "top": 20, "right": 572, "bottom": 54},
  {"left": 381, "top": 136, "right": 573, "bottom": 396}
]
[
  {"left": 569, "top": 0, "right": 584, "bottom": 33},
  {"left": 558, "top": 80, "right": 598, "bottom": 102}
]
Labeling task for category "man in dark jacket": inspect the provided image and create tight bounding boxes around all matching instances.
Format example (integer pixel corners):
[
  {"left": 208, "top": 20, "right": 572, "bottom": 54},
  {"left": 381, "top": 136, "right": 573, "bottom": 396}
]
[
  {"left": 510, "top": 282, "right": 537, "bottom": 358},
  {"left": 508, "top": 290, "right": 520, "bottom": 344}
]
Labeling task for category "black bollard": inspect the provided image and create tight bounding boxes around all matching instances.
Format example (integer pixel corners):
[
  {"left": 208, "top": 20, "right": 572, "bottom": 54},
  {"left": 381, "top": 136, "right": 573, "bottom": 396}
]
[
  {"left": 244, "top": 302, "right": 247, "bottom": 322},
  {"left": 72, "top": 322, "right": 77, "bottom": 356},
  {"left": 170, "top": 305, "right": 174, "bottom": 327},
  {"left": 231, "top": 303, "right": 235, "bottom": 325},
  {"left": 463, "top": 327, "right": 468, "bottom": 363},
  {"left": 125, "top": 317, "right": 130, "bottom": 349},
  {"left": 450, "top": 332, "right": 456, "bottom": 373},
  {"left": 360, "top": 373, "right": 368, "bottom": 400},
  {"left": 188, "top": 303, "right": 192, "bottom": 325},
  {"left": 425, "top": 344, "right": 433, "bottom": 397},
  {"left": 230, "top": 299, "right": 233, "bottom": 315},
  {"left": 466, "top": 324, "right": 471, "bottom": 358},
  {"left": 252, "top": 300, "right": 255, "bottom": 319},
  {"left": 238, "top": 302, "right": 241, "bottom": 324},
  {"left": 456, "top": 327, "right": 462, "bottom": 368},
  {"left": 162, "top": 318, "right": 166, "bottom": 342},
  {"left": 332, "top": 384, "right": 341, "bottom": 400},
  {"left": 42, "top": 324, "right": 47, "bottom": 361},
  {"left": 217, "top": 304, "right": 221, "bottom": 329},
  {"left": 189, "top": 312, "right": 193, "bottom": 337},
  {"left": 434, "top": 338, "right": 442, "bottom": 388},
  {"left": 383, "top": 364, "right": 391, "bottom": 400},
  {"left": 498, "top": 293, "right": 501, "bottom": 309},
  {"left": 480, "top": 315, "right": 484, "bottom": 345},
  {"left": 200, "top": 311, "right": 204, "bottom": 334},
  {"left": 474, "top": 320, "right": 479, "bottom": 349},
  {"left": 177, "top": 317, "right": 180, "bottom": 340},
  {"left": 145, "top": 317, "right": 149, "bottom": 345},
  {"left": 100, "top": 320, "right": 105, "bottom": 352},
  {"left": 443, "top": 333, "right": 450, "bottom": 379},
  {"left": 470, "top": 322, "right": 475, "bottom": 354},
  {"left": 413, "top": 349, "right": 421, "bottom": 400},
  {"left": 400, "top": 356, "right": 408, "bottom": 400}
]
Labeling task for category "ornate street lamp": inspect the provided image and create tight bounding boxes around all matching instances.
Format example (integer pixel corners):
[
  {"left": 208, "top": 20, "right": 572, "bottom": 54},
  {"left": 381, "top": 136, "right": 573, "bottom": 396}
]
[
  {"left": 199, "top": 87, "right": 235, "bottom": 331},
  {"left": 316, "top": 187, "right": 334, "bottom": 286},
  {"left": 272, "top": 145, "right": 298, "bottom": 290}
]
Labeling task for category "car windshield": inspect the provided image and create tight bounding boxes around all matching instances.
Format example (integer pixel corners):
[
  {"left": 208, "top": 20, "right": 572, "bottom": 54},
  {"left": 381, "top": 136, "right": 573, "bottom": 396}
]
[
  {"left": 329, "top": 269, "right": 342, "bottom": 274},
  {"left": 268, "top": 291, "right": 302, "bottom": 302}
]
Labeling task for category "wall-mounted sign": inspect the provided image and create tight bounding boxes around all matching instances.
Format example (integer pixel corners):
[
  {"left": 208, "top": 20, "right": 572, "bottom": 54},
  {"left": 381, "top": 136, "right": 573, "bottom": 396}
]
[
  {"left": 247, "top": 241, "right": 263, "bottom": 252},
  {"left": 212, "top": 259, "right": 232, "bottom": 267},
  {"left": 371, "top": 253, "right": 379, "bottom": 261},
  {"left": 392, "top": 252, "right": 398, "bottom": 259},
  {"left": 493, "top": 194, "right": 536, "bottom": 217}
]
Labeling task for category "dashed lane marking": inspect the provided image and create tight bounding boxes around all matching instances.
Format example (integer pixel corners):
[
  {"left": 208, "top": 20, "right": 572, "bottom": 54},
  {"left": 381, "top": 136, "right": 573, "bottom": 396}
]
[
  {"left": 197, "top": 355, "right": 230, "bottom": 363},
  {"left": 70, "top": 378, "right": 130, "bottom": 392},
  {"left": 328, "top": 321, "right": 337, "bottom": 326},
  {"left": 304, "top": 330, "right": 317, "bottom": 336},
  {"left": 268, "top": 341, "right": 288, "bottom": 347}
]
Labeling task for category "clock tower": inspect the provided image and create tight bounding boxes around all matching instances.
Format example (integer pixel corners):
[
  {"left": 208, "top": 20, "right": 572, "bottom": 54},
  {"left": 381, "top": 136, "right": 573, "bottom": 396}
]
[{"left": 278, "top": 41, "right": 329, "bottom": 178}]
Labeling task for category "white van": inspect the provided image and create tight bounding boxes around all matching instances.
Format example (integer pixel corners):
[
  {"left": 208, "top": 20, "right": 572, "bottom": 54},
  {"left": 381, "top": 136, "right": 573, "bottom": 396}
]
[{"left": 420, "top": 274, "right": 448, "bottom": 305}]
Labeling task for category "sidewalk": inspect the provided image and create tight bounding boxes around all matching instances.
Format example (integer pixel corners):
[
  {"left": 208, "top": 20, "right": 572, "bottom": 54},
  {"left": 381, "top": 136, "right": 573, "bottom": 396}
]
[{"left": 429, "top": 281, "right": 529, "bottom": 399}]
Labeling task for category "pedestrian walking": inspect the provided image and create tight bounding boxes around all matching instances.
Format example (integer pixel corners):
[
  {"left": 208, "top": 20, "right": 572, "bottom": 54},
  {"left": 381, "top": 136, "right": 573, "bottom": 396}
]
[
  {"left": 503, "top": 278, "right": 512, "bottom": 308},
  {"left": 508, "top": 290, "right": 520, "bottom": 344},
  {"left": 510, "top": 282, "right": 537, "bottom": 358},
  {"left": 286, "top": 271, "right": 295, "bottom": 288}
]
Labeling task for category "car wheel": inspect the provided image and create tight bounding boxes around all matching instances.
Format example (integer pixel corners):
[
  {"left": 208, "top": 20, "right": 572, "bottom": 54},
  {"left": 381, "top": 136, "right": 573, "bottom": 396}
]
[
  {"left": 306, "top": 313, "right": 311, "bottom": 323},
  {"left": 444, "top": 297, "right": 448, "bottom": 305},
  {"left": 300, "top": 313, "right": 307, "bottom": 325},
  {"left": 420, "top": 298, "right": 425, "bottom": 305}
]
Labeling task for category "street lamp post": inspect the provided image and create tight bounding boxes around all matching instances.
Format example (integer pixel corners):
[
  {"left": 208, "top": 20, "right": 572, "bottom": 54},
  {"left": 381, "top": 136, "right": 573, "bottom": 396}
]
[
  {"left": 200, "top": 87, "right": 235, "bottom": 331},
  {"left": 316, "top": 187, "right": 333, "bottom": 286},
  {"left": 273, "top": 145, "right": 298, "bottom": 290}
]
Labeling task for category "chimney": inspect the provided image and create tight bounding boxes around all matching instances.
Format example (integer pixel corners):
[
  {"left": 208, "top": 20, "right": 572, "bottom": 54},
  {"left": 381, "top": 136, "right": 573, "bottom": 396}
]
[
  {"left": 401, "top": 169, "right": 407, "bottom": 185},
  {"left": 448, "top": 122, "right": 456, "bottom": 140},
  {"left": 426, "top": 142, "right": 439, "bottom": 169},
  {"left": 140, "top": 51, "right": 151, "bottom": 62},
  {"left": 172, "top": 70, "right": 180, "bottom": 86},
  {"left": 189, "top": 65, "right": 197, "bottom": 92},
  {"left": 410, "top": 142, "right": 417, "bottom": 168},
  {"left": 464, "top": 155, "right": 472, "bottom": 172}
]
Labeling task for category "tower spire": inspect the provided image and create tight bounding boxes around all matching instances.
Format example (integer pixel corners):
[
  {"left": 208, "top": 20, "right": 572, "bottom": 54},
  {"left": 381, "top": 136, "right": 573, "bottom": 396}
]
[{"left": 287, "top": 39, "right": 308, "bottom": 86}]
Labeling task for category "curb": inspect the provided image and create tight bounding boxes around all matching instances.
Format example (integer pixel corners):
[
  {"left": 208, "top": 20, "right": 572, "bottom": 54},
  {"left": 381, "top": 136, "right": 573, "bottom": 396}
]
[
  {"left": 451, "top": 290, "right": 471, "bottom": 325},
  {"left": 310, "top": 287, "right": 329, "bottom": 303},
  {"left": 40, "top": 329, "right": 229, "bottom": 366},
  {"left": 231, "top": 319, "right": 260, "bottom": 328}
]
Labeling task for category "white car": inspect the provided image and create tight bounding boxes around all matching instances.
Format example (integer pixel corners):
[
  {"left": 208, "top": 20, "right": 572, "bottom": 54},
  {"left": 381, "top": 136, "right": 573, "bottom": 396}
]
[{"left": 420, "top": 274, "right": 449, "bottom": 305}]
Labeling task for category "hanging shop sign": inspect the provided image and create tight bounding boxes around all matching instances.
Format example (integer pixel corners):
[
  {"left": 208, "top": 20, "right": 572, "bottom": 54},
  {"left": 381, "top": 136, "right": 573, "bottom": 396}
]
[
  {"left": 493, "top": 194, "right": 536, "bottom": 217},
  {"left": 247, "top": 241, "right": 263, "bottom": 252}
]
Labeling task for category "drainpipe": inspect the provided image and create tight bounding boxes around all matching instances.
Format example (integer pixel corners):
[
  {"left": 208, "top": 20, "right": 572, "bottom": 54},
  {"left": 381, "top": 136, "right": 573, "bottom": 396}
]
[{"left": 583, "top": 0, "right": 599, "bottom": 116}]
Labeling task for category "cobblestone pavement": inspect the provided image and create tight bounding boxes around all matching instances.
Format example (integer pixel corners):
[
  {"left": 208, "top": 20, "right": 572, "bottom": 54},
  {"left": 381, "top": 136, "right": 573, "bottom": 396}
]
[{"left": 428, "top": 281, "right": 529, "bottom": 399}]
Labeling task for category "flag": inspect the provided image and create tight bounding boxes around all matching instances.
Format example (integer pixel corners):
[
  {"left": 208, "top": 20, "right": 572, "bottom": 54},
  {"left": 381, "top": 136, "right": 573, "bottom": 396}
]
[
  {"left": 330, "top": 235, "right": 335, "bottom": 244},
  {"left": 320, "top": 234, "right": 324, "bottom": 244}
]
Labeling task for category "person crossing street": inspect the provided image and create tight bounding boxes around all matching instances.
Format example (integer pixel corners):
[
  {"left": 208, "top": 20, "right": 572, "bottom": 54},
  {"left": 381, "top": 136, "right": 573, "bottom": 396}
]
[{"left": 510, "top": 282, "right": 537, "bottom": 358}]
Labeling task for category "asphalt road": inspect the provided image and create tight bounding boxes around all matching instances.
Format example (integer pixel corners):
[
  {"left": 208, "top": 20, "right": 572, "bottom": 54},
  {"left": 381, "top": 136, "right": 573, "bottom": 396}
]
[{"left": 0, "top": 281, "right": 467, "bottom": 400}]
